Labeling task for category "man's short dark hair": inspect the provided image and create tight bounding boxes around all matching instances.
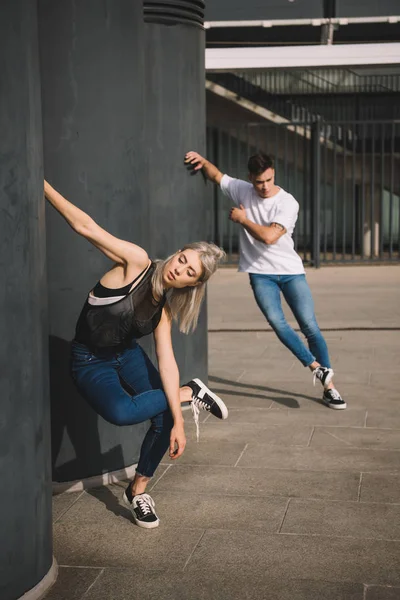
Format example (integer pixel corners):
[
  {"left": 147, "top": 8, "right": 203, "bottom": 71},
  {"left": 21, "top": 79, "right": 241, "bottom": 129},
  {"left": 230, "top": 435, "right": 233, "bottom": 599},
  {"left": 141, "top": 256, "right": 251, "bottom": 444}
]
[{"left": 247, "top": 152, "right": 274, "bottom": 175}]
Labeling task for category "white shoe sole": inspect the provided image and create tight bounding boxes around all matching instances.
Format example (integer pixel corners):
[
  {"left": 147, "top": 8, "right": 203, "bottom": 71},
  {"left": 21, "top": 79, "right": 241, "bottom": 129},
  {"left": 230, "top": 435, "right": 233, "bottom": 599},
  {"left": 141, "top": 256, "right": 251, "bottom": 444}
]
[
  {"left": 193, "top": 378, "right": 229, "bottom": 419},
  {"left": 322, "top": 397, "right": 347, "bottom": 410},
  {"left": 122, "top": 492, "right": 160, "bottom": 529}
]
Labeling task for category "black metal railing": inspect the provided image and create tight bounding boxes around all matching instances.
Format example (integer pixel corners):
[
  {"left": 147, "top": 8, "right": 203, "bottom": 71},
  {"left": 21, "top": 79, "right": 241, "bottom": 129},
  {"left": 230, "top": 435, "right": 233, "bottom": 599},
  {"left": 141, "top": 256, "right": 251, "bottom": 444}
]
[{"left": 206, "top": 121, "right": 400, "bottom": 265}]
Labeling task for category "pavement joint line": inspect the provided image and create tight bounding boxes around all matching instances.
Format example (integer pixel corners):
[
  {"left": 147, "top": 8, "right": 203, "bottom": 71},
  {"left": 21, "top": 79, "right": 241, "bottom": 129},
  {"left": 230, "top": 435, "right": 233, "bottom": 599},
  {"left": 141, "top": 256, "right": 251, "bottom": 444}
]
[
  {"left": 148, "top": 464, "right": 173, "bottom": 492},
  {"left": 312, "top": 429, "right": 360, "bottom": 446},
  {"left": 235, "top": 369, "right": 246, "bottom": 383},
  {"left": 151, "top": 491, "right": 400, "bottom": 507},
  {"left": 357, "top": 473, "right": 363, "bottom": 502},
  {"left": 53, "top": 490, "right": 86, "bottom": 524},
  {"left": 277, "top": 498, "right": 291, "bottom": 533},
  {"left": 364, "top": 410, "right": 368, "bottom": 427},
  {"left": 267, "top": 532, "right": 400, "bottom": 542},
  {"left": 234, "top": 443, "right": 248, "bottom": 467},
  {"left": 182, "top": 530, "right": 206, "bottom": 571},
  {"left": 307, "top": 427, "right": 315, "bottom": 447},
  {"left": 161, "top": 463, "right": 388, "bottom": 475},
  {"left": 80, "top": 567, "right": 105, "bottom": 598},
  {"left": 58, "top": 565, "right": 104, "bottom": 569}
]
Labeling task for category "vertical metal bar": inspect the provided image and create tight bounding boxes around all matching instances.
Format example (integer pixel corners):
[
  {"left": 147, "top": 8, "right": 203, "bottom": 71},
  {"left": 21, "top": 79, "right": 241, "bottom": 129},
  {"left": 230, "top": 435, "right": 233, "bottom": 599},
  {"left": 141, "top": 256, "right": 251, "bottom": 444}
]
[
  {"left": 284, "top": 125, "right": 288, "bottom": 189},
  {"left": 370, "top": 122, "right": 376, "bottom": 260},
  {"left": 211, "top": 127, "right": 219, "bottom": 246},
  {"left": 342, "top": 123, "right": 347, "bottom": 261},
  {"left": 217, "top": 127, "right": 223, "bottom": 251},
  {"left": 311, "top": 120, "right": 321, "bottom": 268},
  {"left": 351, "top": 121, "right": 356, "bottom": 260},
  {"left": 361, "top": 123, "right": 366, "bottom": 260},
  {"left": 332, "top": 124, "right": 337, "bottom": 261},
  {"left": 389, "top": 122, "right": 395, "bottom": 259},
  {"left": 228, "top": 127, "right": 233, "bottom": 262},
  {"left": 397, "top": 124, "right": 400, "bottom": 259},
  {"left": 380, "top": 123, "right": 385, "bottom": 260},
  {"left": 303, "top": 124, "right": 308, "bottom": 262},
  {"left": 323, "top": 121, "right": 328, "bottom": 262},
  {"left": 293, "top": 124, "right": 298, "bottom": 251}
]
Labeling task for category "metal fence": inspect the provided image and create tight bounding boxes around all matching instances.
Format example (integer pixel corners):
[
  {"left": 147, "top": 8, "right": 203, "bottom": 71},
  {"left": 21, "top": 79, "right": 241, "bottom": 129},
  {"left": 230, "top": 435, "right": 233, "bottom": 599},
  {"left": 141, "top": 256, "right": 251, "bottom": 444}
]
[{"left": 206, "top": 121, "right": 400, "bottom": 266}]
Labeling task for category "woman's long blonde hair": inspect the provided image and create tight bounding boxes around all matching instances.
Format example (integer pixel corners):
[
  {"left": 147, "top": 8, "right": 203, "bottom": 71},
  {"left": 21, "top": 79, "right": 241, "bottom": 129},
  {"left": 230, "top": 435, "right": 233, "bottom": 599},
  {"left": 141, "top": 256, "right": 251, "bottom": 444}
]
[{"left": 152, "top": 242, "right": 226, "bottom": 334}]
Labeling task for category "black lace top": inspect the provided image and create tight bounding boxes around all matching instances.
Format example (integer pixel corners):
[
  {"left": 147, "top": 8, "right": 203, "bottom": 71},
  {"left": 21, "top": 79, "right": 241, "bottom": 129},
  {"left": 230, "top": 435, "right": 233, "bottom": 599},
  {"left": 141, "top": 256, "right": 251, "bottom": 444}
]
[{"left": 74, "top": 262, "right": 166, "bottom": 353}]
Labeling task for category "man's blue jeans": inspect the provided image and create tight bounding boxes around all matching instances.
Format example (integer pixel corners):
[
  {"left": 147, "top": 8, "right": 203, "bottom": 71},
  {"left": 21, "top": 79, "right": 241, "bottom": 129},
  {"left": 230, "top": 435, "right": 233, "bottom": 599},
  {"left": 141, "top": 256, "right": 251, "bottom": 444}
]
[
  {"left": 249, "top": 273, "right": 331, "bottom": 368},
  {"left": 71, "top": 340, "right": 173, "bottom": 478}
]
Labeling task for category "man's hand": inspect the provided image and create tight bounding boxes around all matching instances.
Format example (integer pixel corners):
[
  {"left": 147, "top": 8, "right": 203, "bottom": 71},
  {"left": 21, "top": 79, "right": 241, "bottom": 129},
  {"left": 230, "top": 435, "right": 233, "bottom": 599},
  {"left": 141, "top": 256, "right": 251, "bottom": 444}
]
[
  {"left": 229, "top": 204, "right": 246, "bottom": 224},
  {"left": 169, "top": 423, "right": 186, "bottom": 460},
  {"left": 184, "top": 151, "right": 206, "bottom": 172}
]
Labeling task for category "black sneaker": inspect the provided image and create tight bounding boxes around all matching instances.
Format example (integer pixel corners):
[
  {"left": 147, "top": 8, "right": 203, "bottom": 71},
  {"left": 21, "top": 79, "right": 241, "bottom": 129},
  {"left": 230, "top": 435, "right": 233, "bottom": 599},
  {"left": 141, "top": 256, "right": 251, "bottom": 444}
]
[
  {"left": 313, "top": 366, "right": 334, "bottom": 389},
  {"left": 184, "top": 378, "right": 228, "bottom": 420},
  {"left": 123, "top": 485, "right": 159, "bottom": 529},
  {"left": 322, "top": 388, "right": 347, "bottom": 410}
]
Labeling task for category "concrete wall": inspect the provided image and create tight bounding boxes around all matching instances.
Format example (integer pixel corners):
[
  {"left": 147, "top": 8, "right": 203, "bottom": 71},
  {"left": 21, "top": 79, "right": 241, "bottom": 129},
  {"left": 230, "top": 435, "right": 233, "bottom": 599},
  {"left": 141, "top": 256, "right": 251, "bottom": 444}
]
[{"left": 0, "top": 0, "right": 53, "bottom": 598}]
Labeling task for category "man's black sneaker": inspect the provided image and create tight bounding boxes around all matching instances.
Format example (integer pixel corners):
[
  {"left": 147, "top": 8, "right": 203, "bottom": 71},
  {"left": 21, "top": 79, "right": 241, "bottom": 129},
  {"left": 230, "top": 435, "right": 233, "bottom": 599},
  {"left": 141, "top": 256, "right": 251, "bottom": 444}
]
[
  {"left": 322, "top": 388, "right": 347, "bottom": 410},
  {"left": 184, "top": 378, "right": 228, "bottom": 420},
  {"left": 313, "top": 366, "right": 334, "bottom": 389},
  {"left": 123, "top": 485, "right": 159, "bottom": 529}
]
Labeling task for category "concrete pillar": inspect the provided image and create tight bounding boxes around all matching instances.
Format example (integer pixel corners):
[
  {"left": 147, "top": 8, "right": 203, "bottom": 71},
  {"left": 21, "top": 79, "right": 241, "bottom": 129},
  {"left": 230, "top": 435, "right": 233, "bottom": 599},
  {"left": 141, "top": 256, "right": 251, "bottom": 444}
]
[
  {"left": 0, "top": 1, "right": 55, "bottom": 598},
  {"left": 143, "top": 10, "right": 208, "bottom": 379},
  {"left": 39, "top": 1, "right": 208, "bottom": 484},
  {"left": 38, "top": 0, "right": 148, "bottom": 483}
]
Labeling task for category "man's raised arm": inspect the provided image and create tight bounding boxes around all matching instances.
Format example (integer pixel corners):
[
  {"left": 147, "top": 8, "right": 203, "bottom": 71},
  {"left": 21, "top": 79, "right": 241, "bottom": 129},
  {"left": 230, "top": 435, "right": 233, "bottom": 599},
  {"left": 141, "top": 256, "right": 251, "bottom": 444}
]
[{"left": 184, "top": 151, "right": 223, "bottom": 185}]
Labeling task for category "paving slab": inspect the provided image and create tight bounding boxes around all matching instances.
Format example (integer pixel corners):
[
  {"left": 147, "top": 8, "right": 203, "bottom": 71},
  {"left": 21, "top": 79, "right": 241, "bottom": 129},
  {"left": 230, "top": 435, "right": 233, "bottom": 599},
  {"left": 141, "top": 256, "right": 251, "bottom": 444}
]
[
  {"left": 281, "top": 498, "right": 400, "bottom": 540},
  {"left": 186, "top": 530, "right": 400, "bottom": 585},
  {"left": 149, "top": 490, "right": 288, "bottom": 532},
  {"left": 154, "top": 465, "right": 361, "bottom": 501},
  {"left": 83, "top": 570, "right": 365, "bottom": 600},
  {"left": 163, "top": 440, "right": 246, "bottom": 466},
  {"left": 366, "top": 410, "right": 400, "bottom": 430},
  {"left": 43, "top": 567, "right": 102, "bottom": 600},
  {"left": 225, "top": 407, "right": 367, "bottom": 426},
  {"left": 52, "top": 492, "right": 84, "bottom": 523},
  {"left": 310, "top": 427, "right": 400, "bottom": 449},
  {"left": 360, "top": 473, "right": 400, "bottom": 504},
  {"left": 366, "top": 585, "right": 400, "bottom": 600},
  {"left": 53, "top": 521, "right": 204, "bottom": 569},
  {"left": 237, "top": 445, "right": 400, "bottom": 472},
  {"left": 189, "top": 421, "right": 313, "bottom": 445}
]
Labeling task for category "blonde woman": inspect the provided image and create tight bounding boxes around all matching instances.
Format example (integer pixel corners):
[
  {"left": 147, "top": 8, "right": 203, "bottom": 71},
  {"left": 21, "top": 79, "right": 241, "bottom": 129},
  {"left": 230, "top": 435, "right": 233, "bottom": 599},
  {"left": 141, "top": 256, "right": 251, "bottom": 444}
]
[{"left": 44, "top": 181, "right": 228, "bottom": 529}]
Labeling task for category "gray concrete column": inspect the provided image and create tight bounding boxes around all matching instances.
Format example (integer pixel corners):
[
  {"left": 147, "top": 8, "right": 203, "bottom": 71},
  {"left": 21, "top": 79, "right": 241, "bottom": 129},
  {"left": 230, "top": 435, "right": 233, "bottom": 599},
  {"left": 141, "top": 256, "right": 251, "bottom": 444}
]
[
  {"left": 0, "top": 1, "right": 54, "bottom": 598},
  {"left": 143, "top": 17, "right": 208, "bottom": 381},
  {"left": 38, "top": 0, "right": 149, "bottom": 483}
]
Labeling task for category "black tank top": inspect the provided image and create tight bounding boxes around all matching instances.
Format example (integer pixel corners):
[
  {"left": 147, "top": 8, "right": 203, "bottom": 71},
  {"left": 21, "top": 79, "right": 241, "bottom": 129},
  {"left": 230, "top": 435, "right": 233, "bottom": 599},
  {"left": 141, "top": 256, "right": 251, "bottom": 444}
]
[{"left": 74, "top": 262, "right": 166, "bottom": 353}]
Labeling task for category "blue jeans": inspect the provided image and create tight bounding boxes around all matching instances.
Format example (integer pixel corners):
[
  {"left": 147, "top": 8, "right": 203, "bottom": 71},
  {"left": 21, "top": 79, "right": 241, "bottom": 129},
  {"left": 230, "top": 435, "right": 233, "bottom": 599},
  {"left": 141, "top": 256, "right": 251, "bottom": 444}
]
[
  {"left": 70, "top": 340, "right": 173, "bottom": 478},
  {"left": 249, "top": 274, "right": 331, "bottom": 368}
]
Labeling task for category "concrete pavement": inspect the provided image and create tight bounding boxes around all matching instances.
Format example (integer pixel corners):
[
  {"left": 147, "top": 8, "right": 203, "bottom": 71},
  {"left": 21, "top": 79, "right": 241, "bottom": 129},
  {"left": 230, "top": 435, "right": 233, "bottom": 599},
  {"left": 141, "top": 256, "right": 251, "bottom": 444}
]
[{"left": 48, "top": 265, "right": 400, "bottom": 600}]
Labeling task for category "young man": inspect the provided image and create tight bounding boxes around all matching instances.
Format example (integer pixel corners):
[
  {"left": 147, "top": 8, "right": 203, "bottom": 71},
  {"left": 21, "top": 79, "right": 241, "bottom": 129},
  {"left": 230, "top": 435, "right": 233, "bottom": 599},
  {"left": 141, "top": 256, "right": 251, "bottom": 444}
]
[{"left": 185, "top": 150, "right": 346, "bottom": 409}]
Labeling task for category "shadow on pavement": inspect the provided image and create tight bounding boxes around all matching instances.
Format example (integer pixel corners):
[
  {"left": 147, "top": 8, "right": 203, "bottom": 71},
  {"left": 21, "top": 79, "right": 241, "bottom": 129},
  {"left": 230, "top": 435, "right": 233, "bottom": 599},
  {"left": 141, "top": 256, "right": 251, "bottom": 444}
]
[{"left": 209, "top": 375, "right": 321, "bottom": 407}]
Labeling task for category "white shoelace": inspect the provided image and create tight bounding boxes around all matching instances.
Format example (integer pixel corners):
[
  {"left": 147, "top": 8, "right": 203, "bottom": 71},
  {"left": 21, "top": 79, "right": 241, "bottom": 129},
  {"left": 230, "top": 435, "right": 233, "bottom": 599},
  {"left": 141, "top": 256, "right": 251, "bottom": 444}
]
[
  {"left": 135, "top": 494, "right": 154, "bottom": 516},
  {"left": 313, "top": 367, "right": 323, "bottom": 386},
  {"left": 191, "top": 400, "right": 200, "bottom": 442},
  {"left": 327, "top": 388, "right": 342, "bottom": 401}
]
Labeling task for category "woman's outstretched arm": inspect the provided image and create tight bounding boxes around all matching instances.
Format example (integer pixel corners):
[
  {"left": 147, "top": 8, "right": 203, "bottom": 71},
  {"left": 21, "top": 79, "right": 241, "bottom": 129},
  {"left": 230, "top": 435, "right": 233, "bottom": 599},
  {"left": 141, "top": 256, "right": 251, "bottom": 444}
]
[{"left": 44, "top": 180, "right": 148, "bottom": 267}]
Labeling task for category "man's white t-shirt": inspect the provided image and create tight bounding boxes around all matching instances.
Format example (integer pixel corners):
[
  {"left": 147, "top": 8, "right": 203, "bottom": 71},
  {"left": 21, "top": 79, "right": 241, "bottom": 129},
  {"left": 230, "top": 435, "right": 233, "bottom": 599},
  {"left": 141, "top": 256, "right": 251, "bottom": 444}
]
[{"left": 220, "top": 174, "right": 305, "bottom": 275}]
